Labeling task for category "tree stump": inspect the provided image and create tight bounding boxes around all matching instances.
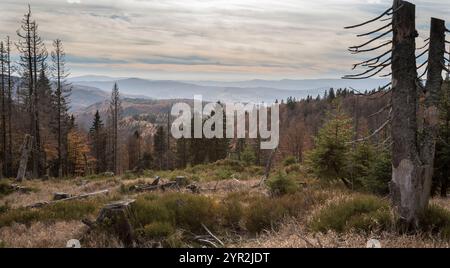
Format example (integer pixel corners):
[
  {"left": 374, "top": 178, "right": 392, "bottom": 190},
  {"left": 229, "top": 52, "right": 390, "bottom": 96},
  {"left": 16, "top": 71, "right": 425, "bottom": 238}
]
[
  {"left": 94, "top": 199, "right": 136, "bottom": 247},
  {"left": 176, "top": 176, "right": 189, "bottom": 186},
  {"left": 53, "top": 192, "right": 71, "bottom": 201}
]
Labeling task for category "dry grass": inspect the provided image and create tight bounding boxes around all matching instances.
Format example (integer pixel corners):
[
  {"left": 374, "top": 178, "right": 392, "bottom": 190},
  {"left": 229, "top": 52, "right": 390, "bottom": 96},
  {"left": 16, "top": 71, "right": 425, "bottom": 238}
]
[
  {"left": 0, "top": 221, "right": 84, "bottom": 248},
  {"left": 0, "top": 177, "right": 122, "bottom": 209},
  {"left": 1, "top": 166, "right": 449, "bottom": 248},
  {"left": 232, "top": 218, "right": 450, "bottom": 248}
]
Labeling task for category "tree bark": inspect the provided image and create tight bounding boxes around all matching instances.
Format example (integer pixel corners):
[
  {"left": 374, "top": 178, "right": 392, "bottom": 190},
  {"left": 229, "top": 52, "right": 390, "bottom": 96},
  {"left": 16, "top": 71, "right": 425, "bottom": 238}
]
[
  {"left": 16, "top": 135, "right": 32, "bottom": 182},
  {"left": 390, "top": 1, "right": 446, "bottom": 228},
  {"left": 419, "top": 18, "right": 446, "bottom": 207},
  {"left": 389, "top": 0, "right": 422, "bottom": 227}
]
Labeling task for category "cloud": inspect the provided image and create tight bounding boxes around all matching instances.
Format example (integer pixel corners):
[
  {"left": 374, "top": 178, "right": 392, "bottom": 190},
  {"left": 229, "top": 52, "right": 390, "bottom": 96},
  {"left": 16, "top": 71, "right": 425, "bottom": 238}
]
[{"left": 0, "top": 0, "right": 448, "bottom": 80}]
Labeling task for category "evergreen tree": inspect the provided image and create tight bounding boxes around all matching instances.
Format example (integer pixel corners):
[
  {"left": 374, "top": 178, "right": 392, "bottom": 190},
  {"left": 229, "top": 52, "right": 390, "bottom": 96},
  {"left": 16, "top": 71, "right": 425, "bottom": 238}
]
[
  {"left": 109, "top": 83, "right": 121, "bottom": 174},
  {"left": 153, "top": 125, "right": 166, "bottom": 170},
  {"left": 433, "top": 79, "right": 450, "bottom": 197},
  {"left": 89, "top": 110, "right": 107, "bottom": 173},
  {"left": 306, "top": 102, "right": 353, "bottom": 188}
]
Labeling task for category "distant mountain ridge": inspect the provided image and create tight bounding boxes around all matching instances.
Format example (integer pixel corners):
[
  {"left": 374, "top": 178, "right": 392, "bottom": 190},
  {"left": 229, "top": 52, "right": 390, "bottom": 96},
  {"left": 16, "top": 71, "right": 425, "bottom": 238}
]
[{"left": 70, "top": 77, "right": 390, "bottom": 106}]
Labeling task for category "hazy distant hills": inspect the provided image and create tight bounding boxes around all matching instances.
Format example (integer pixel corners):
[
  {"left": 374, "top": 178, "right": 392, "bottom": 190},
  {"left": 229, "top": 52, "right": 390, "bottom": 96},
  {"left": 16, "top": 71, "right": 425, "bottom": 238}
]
[
  {"left": 185, "top": 79, "right": 390, "bottom": 92},
  {"left": 70, "top": 85, "right": 110, "bottom": 111},
  {"left": 69, "top": 77, "right": 390, "bottom": 108}
]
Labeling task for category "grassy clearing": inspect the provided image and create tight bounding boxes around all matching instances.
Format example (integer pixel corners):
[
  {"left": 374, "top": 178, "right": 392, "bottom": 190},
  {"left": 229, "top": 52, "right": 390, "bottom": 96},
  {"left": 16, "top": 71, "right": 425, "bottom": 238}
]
[
  {"left": 129, "top": 185, "right": 328, "bottom": 247},
  {"left": 310, "top": 195, "right": 450, "bottom": 240},
  {"left": 309, "top": 195, "right": 393, "bottom": 234},
  {"left": 420, "top": 205, "right": 450, "bottom": 240},
  {"left": 0, "top": 198, "right": 110, "bottom": 228},
  {"left": 121, "top": 160, "right": 265, "bottom": 183}
]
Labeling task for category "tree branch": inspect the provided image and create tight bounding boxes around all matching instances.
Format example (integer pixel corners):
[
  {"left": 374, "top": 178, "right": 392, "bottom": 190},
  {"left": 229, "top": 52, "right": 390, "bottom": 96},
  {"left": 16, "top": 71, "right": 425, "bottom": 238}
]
[
  {"left": 344, "top": 8, "right": 393, "bottom": 29},
  {"left": 349, "top": 31, "right": 393, "bottom": 52}
]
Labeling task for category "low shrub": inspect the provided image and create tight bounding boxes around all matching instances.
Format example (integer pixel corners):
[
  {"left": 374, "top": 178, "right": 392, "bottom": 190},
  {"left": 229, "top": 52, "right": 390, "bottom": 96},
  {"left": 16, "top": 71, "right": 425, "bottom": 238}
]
[
  {"left": 267, "top": 172, "right": 299, "bottom": 196},
  {"left": 134, "top": 193, "right": 221, "bottom": 233},
  {"left": 121, "top": 170, "right": 140, "bottom": 180},
  {"left": 0, "top": 181, "right": 13, "bottom": 197},
  {"left": 285, "top": 164, "right": 301, "bottom": 174},
  {"left": 0, "top": 199, "right": 101, "bottom": 228},
  {"left": 221, "top": 195, "right": 244, "bottom": 228},
  {"left": 244, "top": 197, "right": 287, "bottom": 234},
  {"left": 283, "top": 156, "right": 297, "bottom": 166},
  {"left": 215, "top": 168, "right": 233, "bottom": 180},
  {"left": 138, "top": 222, "right": 175, "bottom": 239},
  {"left": 420, "top": 205, "right": 450, "bottom": 240},
  {"left": 310, "top": 195, "right": 392, "bottom": 233}
]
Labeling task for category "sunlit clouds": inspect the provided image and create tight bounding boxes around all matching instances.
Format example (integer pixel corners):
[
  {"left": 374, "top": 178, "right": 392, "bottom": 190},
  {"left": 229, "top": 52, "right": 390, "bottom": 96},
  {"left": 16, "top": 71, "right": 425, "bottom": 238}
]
[{"left": 0, "top": 0, "right": 448, "bottom": 80}]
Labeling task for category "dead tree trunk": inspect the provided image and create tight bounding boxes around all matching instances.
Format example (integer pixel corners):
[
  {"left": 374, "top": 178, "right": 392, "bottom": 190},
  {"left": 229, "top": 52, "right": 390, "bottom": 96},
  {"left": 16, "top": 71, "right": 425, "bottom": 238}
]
[
  {"left": 389, "top": 0, "right": 422, "bottom": 227},
  {"left": 390, "top": 2, "right": 445, "bottom": 227},
  {"left": 16, "top": 135, "right": 32, "bottom": 182},
  {"left": 418, "top": 18, "right": 446, "bottom": 209}
]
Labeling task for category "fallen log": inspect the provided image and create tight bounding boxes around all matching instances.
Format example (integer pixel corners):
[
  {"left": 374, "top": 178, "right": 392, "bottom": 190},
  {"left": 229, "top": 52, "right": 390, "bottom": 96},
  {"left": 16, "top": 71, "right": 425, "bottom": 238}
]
[
  {"left": 27, "top": 189, "right": 109, "bottom": 208},
  {"left": 132, "top": 180, "right": 178, "bottom": 192}
]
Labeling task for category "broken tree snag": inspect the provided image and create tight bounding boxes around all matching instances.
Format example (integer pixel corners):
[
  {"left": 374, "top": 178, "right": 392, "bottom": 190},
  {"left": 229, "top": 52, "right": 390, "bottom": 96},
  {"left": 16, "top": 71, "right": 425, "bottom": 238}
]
[
  {"left": 93, "top": 199, "right": 136, "bottom": 248},
  {"left": 257, "top": 147, "right": 277, "bottom": 187},
  {"left": 16, "top": 134, "right": 32, "bottom": 182},
  {"left": 419, "top": 18, "right": 446, "bottom": 210},
  {"left": 389, "top": 0, "right": 422, "bottom": 227}
]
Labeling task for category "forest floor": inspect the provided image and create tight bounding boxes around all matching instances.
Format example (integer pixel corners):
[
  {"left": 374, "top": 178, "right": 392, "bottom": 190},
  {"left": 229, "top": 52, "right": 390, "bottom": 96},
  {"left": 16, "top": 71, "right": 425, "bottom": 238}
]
[{"left": 0, "top": 161, "right": 449, "bottom": 248}]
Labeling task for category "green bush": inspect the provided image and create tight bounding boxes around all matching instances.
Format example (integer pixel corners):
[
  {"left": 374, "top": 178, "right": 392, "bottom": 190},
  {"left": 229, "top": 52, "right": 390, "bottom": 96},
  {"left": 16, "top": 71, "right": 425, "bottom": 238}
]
[
  {"left": 283, "top": 156, "right": 297, "bottom": 166},
  {"left": 0, "top": 182, "right": 13, "bottom": 197},
  {"left": 310, "top": 195, "right": 392, "bottom": 233},
  {"left": 0, "top": 204, "right": 9, "bottom": 214},
  {"left": 134, "top": 193, "right": 220, "bottom": 233},
  {"left": 361, "top": 151, "right": 391, "bottom": 195},
  {"left": 420, "top": 205, "right": 450, "bottom": 240},
  {"left": 121, "top": 170, "right": 140, "bottom": 180},
  {"left": 277, "top": 191, "right": 327, "bottom": 217},
  {"left": 244, "top": 197, "right": 287, "bottom": 233},
  {"left": 215, "top": 159, "right": 244, "bottom": 172},
  {"left": 241, "top": 146, "right": 256, "bottom": 166},
  {"left": 215, "top": 168, "right": 233, "bottom": 180},
  {"left": 267, "top": 172, "right": 299, "bottom": 196},
  {"left": 221, "top": 195, "right": 244, "bottom": 228},
  {"left": 0, "top": 200, "right": 100, "bottom": 227},
  {"left": 139, "top": 222, "right": 175, "bottom": 239}
]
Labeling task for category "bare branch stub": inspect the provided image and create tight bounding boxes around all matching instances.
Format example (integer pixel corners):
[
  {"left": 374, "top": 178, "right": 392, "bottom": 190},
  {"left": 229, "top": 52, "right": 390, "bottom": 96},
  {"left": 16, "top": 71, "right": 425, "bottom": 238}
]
[
  {"left": 344, "top": 7, "right": 393, "bottom": 29},
  {"left": 344, "top": 4, "right": 395, "bottom": 81}
]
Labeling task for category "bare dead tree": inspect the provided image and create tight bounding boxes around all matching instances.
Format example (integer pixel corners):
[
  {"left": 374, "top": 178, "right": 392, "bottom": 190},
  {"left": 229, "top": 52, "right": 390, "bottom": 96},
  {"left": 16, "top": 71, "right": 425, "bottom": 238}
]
[
  {"left": 0, "top": 41, "right": 6, "bottom": 178},
  {"left": 51, "top": 39, "right": 71, "bottom": 178},
  {"left": 16, "top": 6, "right": 47, "bottom": 178},
  {"left": 6, "top": 36, "right": 13, "bottom": 178},
  {"left": 344, "top": 0, "right": 447, "bottom": 228}
]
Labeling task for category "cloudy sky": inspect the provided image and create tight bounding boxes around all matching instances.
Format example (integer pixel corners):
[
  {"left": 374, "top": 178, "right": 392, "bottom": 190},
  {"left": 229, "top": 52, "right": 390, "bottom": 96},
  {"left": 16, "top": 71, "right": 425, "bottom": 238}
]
[{"left": 0, "top": 0, "right": 448, "bottom": 81}]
